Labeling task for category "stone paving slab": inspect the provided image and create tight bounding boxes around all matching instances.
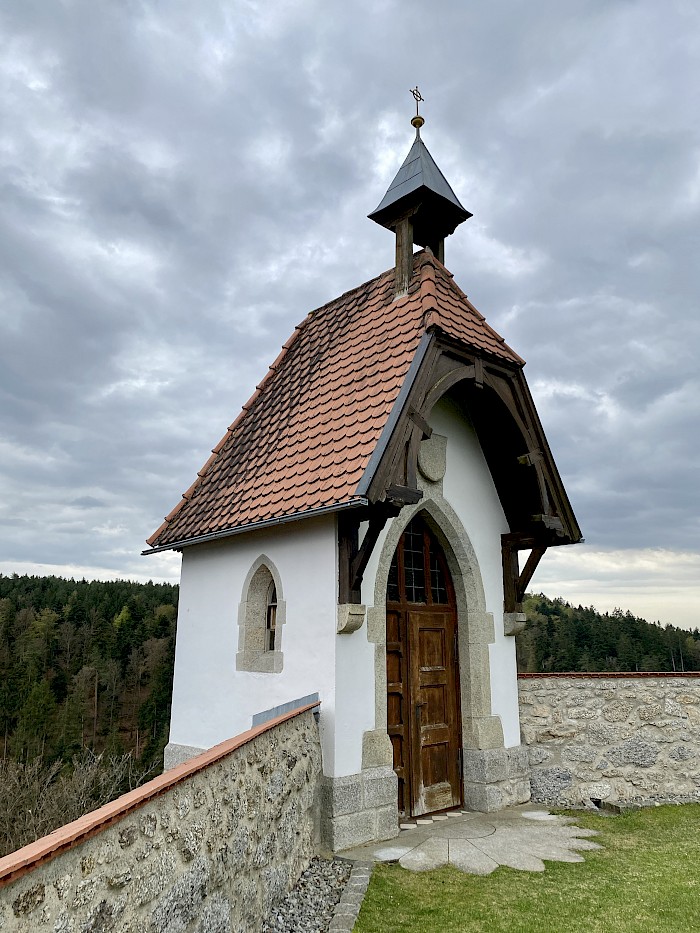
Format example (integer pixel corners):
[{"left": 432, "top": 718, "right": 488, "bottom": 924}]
[
  {"left": 339, "top": 803, "right": 601, "bottom": 875},
  {"left": 474, "top": 830, "right": 548, "bottom": 872},
  {"left": 399, "top": 837, "right": 449, "bottom": 872},
  {"left": 447, "top": 839, "right": 499, "bottom": 875}
]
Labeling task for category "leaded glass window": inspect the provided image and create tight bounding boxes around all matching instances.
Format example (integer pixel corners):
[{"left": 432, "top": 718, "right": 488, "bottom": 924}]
[
  {"left": 430, "top": 551, "right": 448, "bottom": 604},
  {"left": 387, "top": 554, "right": 400, "bottom": 602},
  {"left": 403, "top": 520, "right": 426, "bottom": 603},
  {"left": 386, "top": 516, "right": 453, "bottom": 607}
]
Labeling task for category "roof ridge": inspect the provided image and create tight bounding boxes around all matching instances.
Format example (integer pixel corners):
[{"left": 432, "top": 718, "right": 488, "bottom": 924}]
[{"left": 305, "top": 262, "right": 395, "bottom": 320}]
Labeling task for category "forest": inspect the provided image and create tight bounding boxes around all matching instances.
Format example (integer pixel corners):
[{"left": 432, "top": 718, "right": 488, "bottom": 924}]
[
  {"left": 3, "top": 575, "right": 697, "bottom": 771},
  {"left": 2, "top": 574, "right": 699, "bottom": 856},
  {"left": 0, "top": 573, "right": 178, "bottom": 768},
  {"left": 0, "top": 573, "right": 180, "bottom": 855},
  {"left": 517, "top": 592, "right": 700, "bottom": 673}
]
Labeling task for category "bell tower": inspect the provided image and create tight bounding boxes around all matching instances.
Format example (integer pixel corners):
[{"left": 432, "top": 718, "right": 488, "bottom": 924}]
[{"left": 368, "top": 88, "right": 472, "bottom": 296}]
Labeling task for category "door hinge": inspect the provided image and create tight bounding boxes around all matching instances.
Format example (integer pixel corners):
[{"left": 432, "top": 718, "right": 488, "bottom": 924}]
[{"left": 457, "top": 748, "right": 463, "bottom": 774}]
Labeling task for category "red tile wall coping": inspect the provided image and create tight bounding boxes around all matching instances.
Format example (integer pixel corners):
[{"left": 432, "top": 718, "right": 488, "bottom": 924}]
[
  {"left": 0, "top": 700, "right": 320, "bottom": 890},
  {"left": 518, "top": 672, "right": 700, "bottom": 679}
]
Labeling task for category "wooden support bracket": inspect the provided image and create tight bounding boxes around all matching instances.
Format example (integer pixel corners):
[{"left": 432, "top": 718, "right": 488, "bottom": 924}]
[
  {"left": 338, "top": 513, "right": 360, "bottom": 605},
  {"left": 393, "top": 207, "right": 420, "bottom": 298},
  {"left": 518, "top": 546, "right": 547, "bottom": 601},
  {"left": 531, "top": 514, "right": 564, "bottom": 535},
  {"left": 339, "top": 507, "right": 396, "bottom": 605},
  {"left": 502, "top": 536, "right": 548, "bottom": 614},
  {"left": 517, "top": 448, "right": 543, "bottom": 467},
  {"left": 385, "top": 484, "right": 423, "bottom": 506}
]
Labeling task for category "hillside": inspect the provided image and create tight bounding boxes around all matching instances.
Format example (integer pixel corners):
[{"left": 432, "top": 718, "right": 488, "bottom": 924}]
[
  {"left": 0, "top": 574, "right": 178, "bottom": 768},
  {"left": 517, "top": 593, "right": 700, "bottom": 673},
  {"left": 2, "top": 575, "right": 697, "bottom": 772}
]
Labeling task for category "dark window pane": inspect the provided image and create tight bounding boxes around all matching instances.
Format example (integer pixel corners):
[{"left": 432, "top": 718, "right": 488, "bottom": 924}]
[
  {"left": 403, "top": 520, "right": 425, "bottom": 603},
  {"left": 387, "top": 554, "right": 400, "bottom": 602},
  {"left": 266, "top": 584, "right": 277, "bottom": 651},
  {"left": 430, "top": 551, "right": 448, "bottom": 604}
]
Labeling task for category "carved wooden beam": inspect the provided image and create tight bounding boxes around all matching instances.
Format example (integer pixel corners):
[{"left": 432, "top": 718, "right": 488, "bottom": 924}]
[
  {"left": 474, "top": 356, "right": 484, "bottom": 389},
  {"left": 364, "top": 340, "right": 444, "bottom": 509}
]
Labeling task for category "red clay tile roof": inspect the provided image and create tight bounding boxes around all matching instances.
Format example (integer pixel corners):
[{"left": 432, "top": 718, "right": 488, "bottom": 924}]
[{"left": 147, "top": 251, "right": 523, "bottom": 550}]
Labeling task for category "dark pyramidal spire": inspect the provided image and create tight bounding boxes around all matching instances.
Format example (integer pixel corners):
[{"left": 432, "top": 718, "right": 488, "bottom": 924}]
[{"left": 369, "top": 88, "right": 472, "bottom": 295}]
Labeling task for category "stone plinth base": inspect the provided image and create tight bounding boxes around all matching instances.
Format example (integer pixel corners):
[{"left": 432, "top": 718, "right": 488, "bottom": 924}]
[
  {"left": 320, "top": 766, "right": 399, "bottom": 853},
  {"left": 463, "top": 745, "right": 531, "bottom": 812}
]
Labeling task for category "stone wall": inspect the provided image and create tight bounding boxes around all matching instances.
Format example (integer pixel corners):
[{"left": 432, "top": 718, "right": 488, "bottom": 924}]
[
  {"left": 0, "top": 704, "right": 322, "bottom": 933},
  {"left": 519, "top": 674, "right": 700, "bottom": 806}
]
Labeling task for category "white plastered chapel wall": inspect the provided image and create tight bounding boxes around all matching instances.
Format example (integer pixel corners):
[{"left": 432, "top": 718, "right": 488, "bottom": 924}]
[
  {"left": 333, "top": 614, "right": 376, "bottom": 776},
  {"left": 348, "top": 393, "right": 521, "bottom": 762},
  {"left": 168, "top": 515, "right": 339, "bottom": 770},
  {"left": 168, "top": 392, "right": 522, "bottom": 783}
]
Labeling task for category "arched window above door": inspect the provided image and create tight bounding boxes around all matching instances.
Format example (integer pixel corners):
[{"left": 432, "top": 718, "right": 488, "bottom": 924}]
[{"left": 387, "top": 516, "right": 451, "bottom": 606}]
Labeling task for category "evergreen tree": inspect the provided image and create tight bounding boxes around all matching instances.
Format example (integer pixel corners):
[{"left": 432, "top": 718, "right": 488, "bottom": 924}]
[
  {"left": 0, "top": 574, "right": 178, "bottom": 768},
  {"left": 519, "top": 593, "right": 700, "bottom": 673}
]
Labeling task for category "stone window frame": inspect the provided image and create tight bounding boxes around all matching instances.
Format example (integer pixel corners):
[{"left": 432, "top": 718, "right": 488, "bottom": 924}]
[{"left": 236, "top": 555, "right": 286, "bottom": 673}]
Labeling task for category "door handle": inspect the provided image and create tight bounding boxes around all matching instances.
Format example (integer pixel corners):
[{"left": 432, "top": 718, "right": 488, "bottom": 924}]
[{"left": 415, "top": 701, "right": 427, "bottom": 725}]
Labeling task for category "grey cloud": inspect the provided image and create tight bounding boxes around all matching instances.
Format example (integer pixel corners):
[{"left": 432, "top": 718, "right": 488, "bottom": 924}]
[
  {"left": 70, "top": 496, "right": 105, "bottom": 509},
  {"left": 0, "top": 0, "right": 697, "bottom": 605}
]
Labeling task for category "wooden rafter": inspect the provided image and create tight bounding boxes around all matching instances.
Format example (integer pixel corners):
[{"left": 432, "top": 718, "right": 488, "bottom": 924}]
[{"left": 342, "top": 335, "right": 580, "bottom": 607}]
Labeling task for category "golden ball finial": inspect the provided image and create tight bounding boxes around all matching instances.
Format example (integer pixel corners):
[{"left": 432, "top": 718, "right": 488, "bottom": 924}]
[{"left": 410, "top": 86, "right": 425, "bottom": 134}]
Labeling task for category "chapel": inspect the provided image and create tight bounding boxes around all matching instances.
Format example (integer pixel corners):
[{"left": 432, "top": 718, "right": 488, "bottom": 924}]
[{"left": 146, "top": 101, "right": 581, "bottom": 851}]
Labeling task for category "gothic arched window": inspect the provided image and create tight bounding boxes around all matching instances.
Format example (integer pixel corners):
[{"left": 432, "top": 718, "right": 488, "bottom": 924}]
[{"left": 236, "top": 558, "right": 285, "bottom": 673}]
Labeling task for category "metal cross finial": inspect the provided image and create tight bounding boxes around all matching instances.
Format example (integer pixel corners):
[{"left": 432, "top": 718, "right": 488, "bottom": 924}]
[
  {"left": 410, "top": 86, "right": 425, "bottom": 133},
  {"left": 410, "top": 86, "right": 424, "bottom": 115}
]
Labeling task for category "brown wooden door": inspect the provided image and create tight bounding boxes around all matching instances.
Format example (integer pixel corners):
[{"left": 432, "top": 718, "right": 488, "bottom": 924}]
[{"left": 386, "top": 517, "right": 462, "bottom": 817}]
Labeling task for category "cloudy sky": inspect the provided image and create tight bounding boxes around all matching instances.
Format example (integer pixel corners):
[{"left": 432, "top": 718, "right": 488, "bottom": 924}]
[{"left": 1, "top": 1, "right": 698, "bottom": 627}]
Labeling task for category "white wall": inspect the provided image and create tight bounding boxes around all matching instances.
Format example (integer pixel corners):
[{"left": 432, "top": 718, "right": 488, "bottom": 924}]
[
  {"left": 431, "top": 396, "right": 521, "bottom": 747},
  {"left": 333, "top": 617, "right": 376, "bottom": 776},
  {"left": 169, "top": 515, "right": 338, "bottom": 769}
]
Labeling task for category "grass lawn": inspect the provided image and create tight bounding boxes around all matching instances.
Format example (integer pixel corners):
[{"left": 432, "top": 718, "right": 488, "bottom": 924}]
[{"left": 354, "top": 804, "right": 700, "bottom": 933}]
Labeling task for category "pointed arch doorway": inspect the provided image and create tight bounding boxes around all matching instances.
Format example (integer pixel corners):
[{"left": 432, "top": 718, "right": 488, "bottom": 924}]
[{"left": 386, "top": 515, "right": 463, "bottom": 817}]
